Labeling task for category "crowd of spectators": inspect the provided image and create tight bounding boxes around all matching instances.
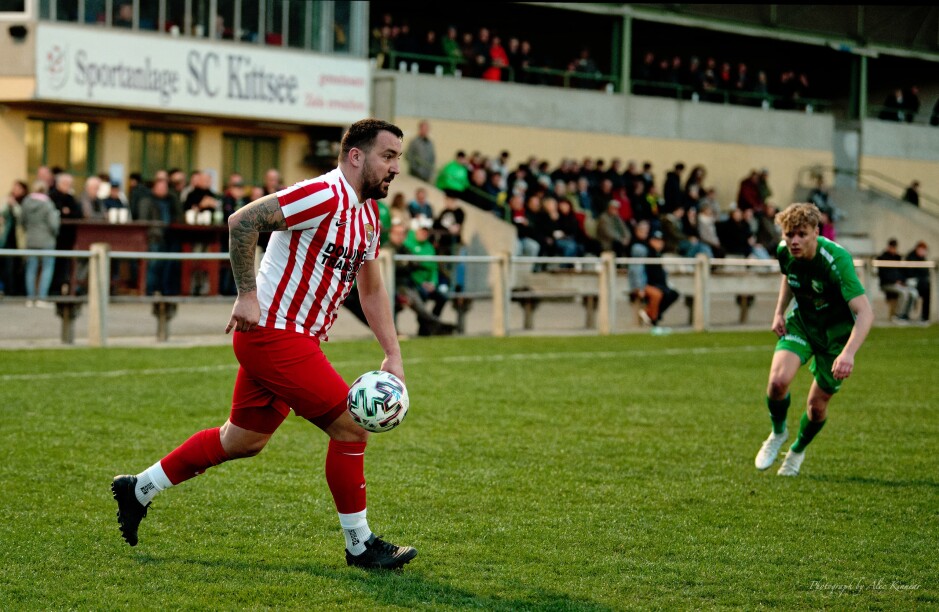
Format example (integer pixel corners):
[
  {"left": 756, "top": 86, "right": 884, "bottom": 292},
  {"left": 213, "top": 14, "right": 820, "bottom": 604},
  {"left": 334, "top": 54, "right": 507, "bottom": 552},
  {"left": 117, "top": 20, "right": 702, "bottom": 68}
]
[
  {"left": 1, "top": 165, "right": 285, "bottom": 301},
  {"left": 370, "top": 13, "right": 608, "bottom": 89},
  {"left": 633, "top": 49, "right": 813, "bottom": 110},
  {"left": 878, "top": 86, "right": 939, "bottom": 125},
  {"left": 418, "top": 142, "right": 804, "bottom": 268}
]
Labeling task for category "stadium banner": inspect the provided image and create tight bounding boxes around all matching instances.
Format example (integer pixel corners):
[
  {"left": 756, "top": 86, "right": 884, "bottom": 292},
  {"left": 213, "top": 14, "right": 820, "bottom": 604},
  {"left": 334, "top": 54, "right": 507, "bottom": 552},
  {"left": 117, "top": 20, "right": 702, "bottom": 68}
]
[{"left": 35, "top": 23, "right": 369, "bottom": 125}]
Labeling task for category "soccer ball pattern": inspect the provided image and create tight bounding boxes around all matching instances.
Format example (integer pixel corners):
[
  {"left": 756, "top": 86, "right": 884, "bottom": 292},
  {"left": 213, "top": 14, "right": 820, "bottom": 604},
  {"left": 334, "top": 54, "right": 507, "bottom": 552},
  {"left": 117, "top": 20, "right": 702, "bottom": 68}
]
[{"left": 347, "top": 370, "right": 409, "bottom": 433}]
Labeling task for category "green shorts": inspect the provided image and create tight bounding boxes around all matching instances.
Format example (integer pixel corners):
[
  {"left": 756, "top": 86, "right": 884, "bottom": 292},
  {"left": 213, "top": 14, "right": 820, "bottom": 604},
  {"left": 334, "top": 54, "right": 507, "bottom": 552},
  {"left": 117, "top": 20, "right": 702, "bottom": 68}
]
[{"left": 774, "top": 315, "right": 845, "bottom": 395}]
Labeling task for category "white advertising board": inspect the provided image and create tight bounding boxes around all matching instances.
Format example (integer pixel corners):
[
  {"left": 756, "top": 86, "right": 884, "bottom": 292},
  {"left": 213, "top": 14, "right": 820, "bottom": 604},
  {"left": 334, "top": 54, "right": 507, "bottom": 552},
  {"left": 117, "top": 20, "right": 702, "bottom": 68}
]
[{"left": 35, "top": 23, "right": 370, "bottom": 125}]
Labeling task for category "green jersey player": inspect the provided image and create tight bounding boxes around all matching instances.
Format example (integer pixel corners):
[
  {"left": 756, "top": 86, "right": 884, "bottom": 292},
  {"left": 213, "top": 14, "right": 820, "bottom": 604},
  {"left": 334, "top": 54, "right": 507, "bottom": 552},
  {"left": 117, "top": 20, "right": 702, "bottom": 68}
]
[{"left": 754, "top": 203, "right": 874, "bottom": 476}]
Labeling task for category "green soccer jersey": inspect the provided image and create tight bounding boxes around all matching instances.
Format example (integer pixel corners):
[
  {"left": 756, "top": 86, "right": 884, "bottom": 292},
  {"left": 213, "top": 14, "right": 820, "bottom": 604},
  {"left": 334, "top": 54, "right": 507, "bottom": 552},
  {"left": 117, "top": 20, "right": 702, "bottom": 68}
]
[{"left": 776, "top": 236, "right": 866, "bottom": 345}]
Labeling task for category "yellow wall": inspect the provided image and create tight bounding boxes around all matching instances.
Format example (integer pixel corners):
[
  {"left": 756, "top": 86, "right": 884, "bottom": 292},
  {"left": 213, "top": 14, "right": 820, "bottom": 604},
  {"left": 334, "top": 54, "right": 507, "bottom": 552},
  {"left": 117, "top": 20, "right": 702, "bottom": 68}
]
[
  {"left": 396, "top": 117, "right": 834, "bottom": 211},
  {"left": 0, "top": 110, "right": 28, "bottom": 192}
]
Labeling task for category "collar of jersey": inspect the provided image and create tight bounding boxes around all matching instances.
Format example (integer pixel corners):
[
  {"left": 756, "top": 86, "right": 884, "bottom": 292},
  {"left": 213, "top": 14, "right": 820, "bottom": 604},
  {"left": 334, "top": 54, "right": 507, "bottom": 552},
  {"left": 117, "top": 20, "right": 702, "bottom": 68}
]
[{"left": 334, "top": 168, "right": 364, "bottom": 207}]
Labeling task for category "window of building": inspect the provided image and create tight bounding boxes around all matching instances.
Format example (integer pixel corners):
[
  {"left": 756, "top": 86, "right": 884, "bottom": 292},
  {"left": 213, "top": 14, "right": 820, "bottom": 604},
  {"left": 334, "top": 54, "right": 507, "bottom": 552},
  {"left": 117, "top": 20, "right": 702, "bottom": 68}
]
[
  {"left": 26, "top": 119, "right": 97, "bottom": 184},
  {"left": 129, "top": 127, "right": 194, "bottom": 181},
  {"left": 222, "top": 134, "right": 280, "bottom": 188}
]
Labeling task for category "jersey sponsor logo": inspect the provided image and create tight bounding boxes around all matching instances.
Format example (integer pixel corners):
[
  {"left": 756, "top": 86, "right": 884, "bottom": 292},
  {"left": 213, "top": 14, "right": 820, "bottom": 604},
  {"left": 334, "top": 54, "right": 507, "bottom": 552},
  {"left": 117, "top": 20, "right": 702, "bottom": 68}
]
[
  {"left": 787, "top": 273, "right": 801, "bottom": 288},
  {"left": 320, "top": 242, "right": 367, "bottom": 283}
]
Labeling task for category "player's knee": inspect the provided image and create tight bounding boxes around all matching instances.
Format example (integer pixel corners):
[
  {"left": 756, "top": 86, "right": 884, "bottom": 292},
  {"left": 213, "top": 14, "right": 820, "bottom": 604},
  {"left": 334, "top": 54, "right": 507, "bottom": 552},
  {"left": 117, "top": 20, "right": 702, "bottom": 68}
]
[
  {"left": 227, "top": 436, "right": 269, "bottom": 458},
  {"left": 806, "top": 401, "right": 828, "bottom": 421},
  {"left": 767, "top": 377, "right": 790, "bottom": 399}
]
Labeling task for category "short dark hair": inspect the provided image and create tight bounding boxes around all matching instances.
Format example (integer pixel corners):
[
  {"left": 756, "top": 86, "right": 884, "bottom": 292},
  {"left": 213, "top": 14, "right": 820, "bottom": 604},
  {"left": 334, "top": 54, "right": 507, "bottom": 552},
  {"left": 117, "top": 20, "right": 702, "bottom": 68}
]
[{"left": 340, "top": 119, "right": 403, "bottom": 159}]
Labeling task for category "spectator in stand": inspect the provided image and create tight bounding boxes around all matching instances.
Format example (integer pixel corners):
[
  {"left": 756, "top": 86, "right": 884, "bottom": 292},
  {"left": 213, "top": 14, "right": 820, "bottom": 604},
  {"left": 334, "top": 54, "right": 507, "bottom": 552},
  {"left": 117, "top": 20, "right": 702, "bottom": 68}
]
[
  {"left": 622, "top": 160, "right": 641, "bottom": 201},
  {"left": 818, "top": 209, "right": 836, "bottom": 241},
  {"left": 571, "top": 47, "right": 600, "bottom": 89},
  {"left": 697, "top": 202, "right": 724, "bottom": 258},
  {"left": 405, "top": 219, "right": 450, "bottom": 335},
  {"left": 686, "top": 56, "right": 704, "bottom": 96},
  {"left": 463, "top": 166, "right": 495, "bottom": 212},
  {"left": 736, "top": 170, "right": 763, "bottom": 214},
  {"left": 102, "top": 179, "right": 130, "bottom": 217},
  {"left": 718, "top": 206, "right": 758, "bottom": 258},
  {"left": 505, "top": 37, "right": 522, "bottom": 81},
  {"left": 752, "top": 70, "right": 771, "bottom": 106},
  {"left": 168, "top": 168, "right": 187, "bottom": 202},
  {"left": 436, "top": 150, "right": 470, "bottom": 199},
  {"left": 880, "top": 89, "right": 906, "bottom": 122},
  {"left": 417, "top": 29, "right": 442, "bottom": 73},
  {"left": 440, "top": 26, "right": 463, "bottom": 75},
  {"left": 757, "top": 203, "right": 783, "bottom": 252},
  {"left": 733, "top": 62, "right": 750, "bottom": 103},
  {"left": 877, "top": 238, "right": 917, "bottom": 323},
  {"left": 700, "top": 187, "right": 724, "bottom": 221},
  {"left": 663, "top": 162, "right": 685, "bottom": 214},
  {"left": 592, "top": 178, "right": 624, "bottom": 219},
  {"left": 471, "top": 28, "right": 492, "bottom": 78},
  {"left": 640, "top": 162, "right": 655, "bottom": 196},
  {"left": 385, "top": 222, "right": 455, "bottom": 337},
  {"left": 629, "top": 223, "right": 679, "bottom": 328},
  {"left": 137, "top": 177, "right": 182, "bottom": 296},
  {"left": 128, "top": 172, "right": 149, "bottom": 220},
  {"left": 525, "top": 195, "right": 554, "bottom": 259},
  {"left": 433, "top": 195, "right": 465, "bottom": 258},
  {"left": 1, "top": 180, "right": 27, "bottom": 296},
  {"left": 388, "top": 192, "right": 412, "bottom": 231},
  {"left": 483, "top": 35, "right": 510, "bottom": 82},
  {"left": 905, "top": 241, "right": 931, "bottom": 323},
  {"left": 21, "top": 181, "right": 60, "bottom": 307},
  {"left": 407, "top": 187, "right": 434, "bottom": 224},
  {"left": 262, "top": 168, "right": 284, "bottom": 196},
  {"left": 573, "top": 176, "right": 594, "bottom": 219},
  {"left": 757, "top": 169, "right": 773, "bottom": 209},
  {"left": 683, "top": 183, "right": 703, "bottom": 212},
  {"left": 808, "top": 175, "right": 834, "bottom": 216},
  {"left": 902, "top": 180, "right": 920, "bottom": 207},
  {"left": 459, "top": 31, "right": 477, "bottom": 77},
  {"left": 49, "top": 172, "right": 81, "bottom": 294},
  {"left": 684, "top": 165, "right": 707, "bottom": 200},
  {"left": 405, "top": 120, "right": 436, "bottom": 183},
  {"left": 661, "top": 205, "right": 711, "bottom": 258},
  {"left": 903, "top": 86, "right": 920, "bottom": 123},
  {"left": 36, "top": 165, "right": 55, "bottom": 192},
  {"left": 555, "top": 198, "right": 588, "bottom": 258},
  {"left": 596, "top": 200, "right": 631, "bottom": 256},
  {"left": 509, "top": 193, "right": 540, "bottom": 258},
  {"left": 79, "top": 175, "right": 105, "bottom": 220},
  {"left": 484, "top": 170, "right": 506, "bottom": 215}
]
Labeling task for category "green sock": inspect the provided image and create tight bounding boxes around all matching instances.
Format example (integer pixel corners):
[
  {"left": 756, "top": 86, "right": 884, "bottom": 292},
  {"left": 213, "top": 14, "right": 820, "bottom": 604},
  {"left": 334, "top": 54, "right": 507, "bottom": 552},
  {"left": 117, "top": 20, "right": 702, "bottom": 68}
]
[
  {"left": 791, "top": 412, "right": 826, "bottom": 453},
  {"left": 766, "top": 394, "right": 790, "bottom": 434}
]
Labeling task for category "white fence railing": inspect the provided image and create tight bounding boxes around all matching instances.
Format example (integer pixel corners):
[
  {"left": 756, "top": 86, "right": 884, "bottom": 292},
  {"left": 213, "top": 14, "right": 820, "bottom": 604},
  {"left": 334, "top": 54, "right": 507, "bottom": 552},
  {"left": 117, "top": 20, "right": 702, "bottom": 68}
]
[{"left": 0, "top": 245, "right": 935, "bottom": 346}]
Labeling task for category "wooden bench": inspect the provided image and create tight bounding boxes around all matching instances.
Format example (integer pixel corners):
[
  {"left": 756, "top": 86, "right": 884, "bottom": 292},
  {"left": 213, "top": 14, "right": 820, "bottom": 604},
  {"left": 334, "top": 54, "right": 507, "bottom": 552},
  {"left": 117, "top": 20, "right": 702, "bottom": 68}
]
[
  {"left": 448, "top": 288, "right": 599, "bottom": 332},
  {"left": 110, "top": 295, "right": 232, "bottom": 341}
]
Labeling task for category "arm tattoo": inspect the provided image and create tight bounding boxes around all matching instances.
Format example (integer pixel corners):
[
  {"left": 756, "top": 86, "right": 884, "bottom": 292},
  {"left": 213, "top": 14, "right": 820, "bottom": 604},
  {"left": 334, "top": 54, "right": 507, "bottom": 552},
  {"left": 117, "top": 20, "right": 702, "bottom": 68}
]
[{"left": 229, "top": 195, "right": 287, "bottom": 294}]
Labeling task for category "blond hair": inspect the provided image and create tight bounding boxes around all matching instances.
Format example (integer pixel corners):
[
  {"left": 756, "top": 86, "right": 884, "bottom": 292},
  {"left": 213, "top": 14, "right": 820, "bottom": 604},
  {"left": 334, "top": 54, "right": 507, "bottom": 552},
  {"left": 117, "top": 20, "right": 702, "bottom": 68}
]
[{"left": 775, "top": 203, "right": 821, "bottom": 232}]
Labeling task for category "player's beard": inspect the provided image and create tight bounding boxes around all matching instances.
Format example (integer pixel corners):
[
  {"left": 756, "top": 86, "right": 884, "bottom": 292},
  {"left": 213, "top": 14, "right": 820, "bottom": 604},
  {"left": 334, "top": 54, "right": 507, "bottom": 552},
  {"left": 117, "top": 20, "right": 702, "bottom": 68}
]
[{"left": 361, "top": 159, "right": 393, "bottom": 201}]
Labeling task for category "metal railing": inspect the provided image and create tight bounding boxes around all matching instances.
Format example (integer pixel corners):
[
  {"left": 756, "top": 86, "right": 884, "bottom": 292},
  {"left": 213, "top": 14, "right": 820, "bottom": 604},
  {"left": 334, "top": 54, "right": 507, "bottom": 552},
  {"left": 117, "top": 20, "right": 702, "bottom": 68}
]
[
  {"left": 798, "top": 165, "right": 939, "bottom": 218},
  {"left": 630, "top": 80, "right": 831, "bottom": 113}
]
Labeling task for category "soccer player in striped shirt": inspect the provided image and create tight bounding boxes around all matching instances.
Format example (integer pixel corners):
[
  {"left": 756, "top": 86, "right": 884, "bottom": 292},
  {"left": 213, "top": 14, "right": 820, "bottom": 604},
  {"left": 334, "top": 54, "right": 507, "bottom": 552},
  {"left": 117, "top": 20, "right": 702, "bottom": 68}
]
[
  {"left": 112, "top": 119, "right": 417, "bottom": 570},
  {"left": 754, "top": 203, "right": 873, "bottom": 476}
]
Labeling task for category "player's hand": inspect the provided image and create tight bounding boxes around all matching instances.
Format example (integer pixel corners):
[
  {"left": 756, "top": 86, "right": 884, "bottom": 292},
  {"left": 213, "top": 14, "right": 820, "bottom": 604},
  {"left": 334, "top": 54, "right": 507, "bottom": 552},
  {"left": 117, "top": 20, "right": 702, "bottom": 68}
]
[
  {"left": 832, "top": 351, "right": 855, "bottom": 380},
  {"left": 771, "top": 314, "right": 787, "bottom": 337},
  {"left": 225, "top": 292, "right": 261, "bottom": 334},
  {"left": 380, "top": 355, "right": 405, "bottom": 383}
]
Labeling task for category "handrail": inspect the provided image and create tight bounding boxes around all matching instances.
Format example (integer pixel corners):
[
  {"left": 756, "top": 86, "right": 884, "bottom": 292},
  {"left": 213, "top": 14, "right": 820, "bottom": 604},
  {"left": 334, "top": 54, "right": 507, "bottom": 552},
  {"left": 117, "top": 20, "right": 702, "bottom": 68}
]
[
  {"left": 798, "top": 164, "right": 939, "bottom": 216},
  {"left": 630, "top": 79, "right": 830, "bottom": 113}
]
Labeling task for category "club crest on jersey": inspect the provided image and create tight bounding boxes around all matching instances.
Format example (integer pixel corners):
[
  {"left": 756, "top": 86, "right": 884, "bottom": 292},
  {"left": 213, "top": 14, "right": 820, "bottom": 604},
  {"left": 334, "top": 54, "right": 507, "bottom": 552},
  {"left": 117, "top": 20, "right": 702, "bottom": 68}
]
[
  {"left": 811, "top": 280, "right": 824, "bottom": 294},
  {"left": 365, "top": 223, "right": 375, "bottom": 243}
]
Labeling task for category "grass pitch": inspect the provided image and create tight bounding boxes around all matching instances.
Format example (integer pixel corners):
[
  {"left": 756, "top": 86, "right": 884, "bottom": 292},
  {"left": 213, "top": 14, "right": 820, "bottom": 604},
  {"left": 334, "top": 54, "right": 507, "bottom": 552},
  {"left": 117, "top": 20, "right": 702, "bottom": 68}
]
[{"left": 0, "top": 327, "right": 936, "bottom": 610}]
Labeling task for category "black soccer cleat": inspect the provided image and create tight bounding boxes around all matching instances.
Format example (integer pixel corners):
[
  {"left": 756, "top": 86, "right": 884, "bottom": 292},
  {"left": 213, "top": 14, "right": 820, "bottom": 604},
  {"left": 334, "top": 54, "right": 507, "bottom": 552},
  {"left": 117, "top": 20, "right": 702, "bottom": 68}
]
[
  {"left": 346, "top": 534, "right": 417, "bottom": 570},
  {"left": 111, "top": 475, "right": 149, "bottom": 547}
]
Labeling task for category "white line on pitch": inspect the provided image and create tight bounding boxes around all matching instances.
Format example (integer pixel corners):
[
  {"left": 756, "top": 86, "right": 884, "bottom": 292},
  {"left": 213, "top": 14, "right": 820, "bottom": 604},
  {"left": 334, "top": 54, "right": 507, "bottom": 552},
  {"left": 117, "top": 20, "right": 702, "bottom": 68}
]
[{"left": 0, "top": 344, "right": 770, "bottom": 382}]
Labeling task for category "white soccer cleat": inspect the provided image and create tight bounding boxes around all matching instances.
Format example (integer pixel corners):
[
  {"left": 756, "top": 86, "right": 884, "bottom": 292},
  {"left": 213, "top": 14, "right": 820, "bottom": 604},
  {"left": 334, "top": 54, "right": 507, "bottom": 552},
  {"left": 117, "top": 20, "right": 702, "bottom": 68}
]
[
  {"left": 754, "top": 431, "right": 788, "bottom": 470},
  {"left": 776, "top": 448, "right": 805, "bottom": 476}
]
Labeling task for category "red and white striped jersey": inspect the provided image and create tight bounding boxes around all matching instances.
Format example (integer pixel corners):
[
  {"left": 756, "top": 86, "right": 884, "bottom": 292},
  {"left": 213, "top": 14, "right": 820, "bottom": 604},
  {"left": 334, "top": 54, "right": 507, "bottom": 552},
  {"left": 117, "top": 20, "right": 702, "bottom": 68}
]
[{"left": 255, "top": 168, "right": 381, "bottom": 340}]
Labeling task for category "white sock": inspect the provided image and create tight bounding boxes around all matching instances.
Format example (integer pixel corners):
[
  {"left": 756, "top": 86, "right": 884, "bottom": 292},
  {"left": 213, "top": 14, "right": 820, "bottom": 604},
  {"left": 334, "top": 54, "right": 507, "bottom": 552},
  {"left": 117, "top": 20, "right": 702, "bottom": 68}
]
[
  {"left": 134, "top": 461, "right": 173, "bottom": 506},
  {"left": 339, "top": 509, "right": 371, "bottom": 555}
]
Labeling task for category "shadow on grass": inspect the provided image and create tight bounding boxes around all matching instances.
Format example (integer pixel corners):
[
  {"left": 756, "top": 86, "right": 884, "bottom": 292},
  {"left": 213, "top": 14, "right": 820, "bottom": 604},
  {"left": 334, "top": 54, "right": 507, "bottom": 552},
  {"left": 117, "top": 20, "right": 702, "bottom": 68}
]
[
  {"left": 132, "top": 552, "right": 616, "bottom": 611},
  {"left": 807, "top": 474, "right": 939, "bottom": 489}
]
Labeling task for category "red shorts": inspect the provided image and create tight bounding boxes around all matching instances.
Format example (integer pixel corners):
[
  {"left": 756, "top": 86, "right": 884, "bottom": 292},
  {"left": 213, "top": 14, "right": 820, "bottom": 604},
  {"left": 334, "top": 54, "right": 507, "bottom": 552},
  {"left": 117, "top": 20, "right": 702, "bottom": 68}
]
[{"left": 230, "top": 327, "right": 349, "bottom": 434}]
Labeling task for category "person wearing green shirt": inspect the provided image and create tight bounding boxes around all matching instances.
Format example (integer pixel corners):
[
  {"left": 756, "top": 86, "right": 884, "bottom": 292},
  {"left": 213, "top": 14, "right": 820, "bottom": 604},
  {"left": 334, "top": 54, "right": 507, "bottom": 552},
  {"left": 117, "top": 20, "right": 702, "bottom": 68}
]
[
  {"left": 754, "top": 203, "right": 874, "bottom": 476},
  {"left": 404, "top": 220, "right": 449, "bottom": 335},
  {"left": 435, "top": 151, "right": 470, "bottom": 199}
]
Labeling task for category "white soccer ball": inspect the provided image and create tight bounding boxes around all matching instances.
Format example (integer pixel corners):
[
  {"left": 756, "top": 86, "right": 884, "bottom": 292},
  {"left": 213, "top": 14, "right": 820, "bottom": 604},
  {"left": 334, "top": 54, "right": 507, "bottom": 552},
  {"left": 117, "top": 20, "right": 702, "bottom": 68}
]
[{"left": 347, "top": 370, "right": 409, "bottom": 433}]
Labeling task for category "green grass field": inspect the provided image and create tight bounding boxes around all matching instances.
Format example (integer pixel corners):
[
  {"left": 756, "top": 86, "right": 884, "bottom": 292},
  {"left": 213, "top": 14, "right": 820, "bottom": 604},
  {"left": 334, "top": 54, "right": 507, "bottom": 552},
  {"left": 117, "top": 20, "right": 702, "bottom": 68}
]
[{"left": 1, "top": 327, "right": 936, "bottom": 610}]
